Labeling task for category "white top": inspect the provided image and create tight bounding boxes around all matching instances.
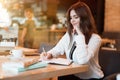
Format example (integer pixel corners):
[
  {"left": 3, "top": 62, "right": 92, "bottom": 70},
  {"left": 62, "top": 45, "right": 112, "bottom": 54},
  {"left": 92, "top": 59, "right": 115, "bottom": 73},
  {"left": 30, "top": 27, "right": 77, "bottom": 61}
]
[
  {"left": 48, "top": 32, "right": 104, "bottom": 79},
  {"left": 116, "top": 74, "right": 120, "bottom": 80}
]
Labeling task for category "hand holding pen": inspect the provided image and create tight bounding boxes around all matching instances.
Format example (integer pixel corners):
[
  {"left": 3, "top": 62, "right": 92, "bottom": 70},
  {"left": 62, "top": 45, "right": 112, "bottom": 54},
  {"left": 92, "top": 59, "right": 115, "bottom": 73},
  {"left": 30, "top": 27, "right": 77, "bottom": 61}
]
[{"left": 40, "top": 47, "right": 53, "bottom": 60}]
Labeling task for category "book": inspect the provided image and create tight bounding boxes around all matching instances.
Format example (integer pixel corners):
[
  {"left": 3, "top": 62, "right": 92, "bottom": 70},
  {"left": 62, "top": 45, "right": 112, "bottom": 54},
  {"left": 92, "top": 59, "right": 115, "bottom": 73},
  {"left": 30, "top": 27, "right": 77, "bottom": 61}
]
[
  {"left": 0, "top": 42, "right": 15, "bottom": 52},
  {"left": 2, "top": 62, "right": 47, "bottom": 74},
  {"left": 3, "top": 57, "right": 40, "bottom": 68},
  {"left": 18, "top": 62, "right": 47, "bottom": 72},
  {"left": 42, "top": 58, "right": 73, "bottom": 66},
  {"left": 2, "top": 57, "right": 47, "bottom": 74},
  {"left": 101, "top": 47, "right": 117, "bottom": 51},
  {"left": 0, "top": 42, "right": 15, "bottom": 47}
]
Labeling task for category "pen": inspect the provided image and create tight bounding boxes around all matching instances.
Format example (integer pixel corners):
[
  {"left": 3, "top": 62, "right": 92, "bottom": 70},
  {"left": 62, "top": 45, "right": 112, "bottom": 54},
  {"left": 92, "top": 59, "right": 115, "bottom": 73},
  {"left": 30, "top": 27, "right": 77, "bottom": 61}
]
[
  {"left": 42, "top": 47, "right": 46, "bottom": 53},
  {"left": 42, "top": 47, "right": 48, "bottom": 60}
]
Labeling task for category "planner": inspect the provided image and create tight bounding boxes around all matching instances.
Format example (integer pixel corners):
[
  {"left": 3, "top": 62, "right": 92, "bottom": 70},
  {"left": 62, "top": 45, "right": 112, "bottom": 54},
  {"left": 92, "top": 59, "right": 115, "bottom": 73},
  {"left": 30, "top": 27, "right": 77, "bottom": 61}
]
[{"left": 43, "top": 58, "right": 73, "bottom": 66}]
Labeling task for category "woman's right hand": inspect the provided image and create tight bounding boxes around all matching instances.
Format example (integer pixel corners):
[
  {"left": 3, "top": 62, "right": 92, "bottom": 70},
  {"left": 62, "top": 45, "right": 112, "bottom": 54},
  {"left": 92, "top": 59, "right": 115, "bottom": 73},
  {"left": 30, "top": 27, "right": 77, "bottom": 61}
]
[{"left": 40, "top": 52, "right": 53, "bottom": 61}]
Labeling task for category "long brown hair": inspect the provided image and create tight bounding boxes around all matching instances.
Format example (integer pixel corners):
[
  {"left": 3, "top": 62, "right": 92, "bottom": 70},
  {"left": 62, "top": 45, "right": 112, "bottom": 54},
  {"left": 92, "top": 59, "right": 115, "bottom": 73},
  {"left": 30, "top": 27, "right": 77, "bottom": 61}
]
[{"left": 66, "top": 1, "right": 97, "bottom": 44}]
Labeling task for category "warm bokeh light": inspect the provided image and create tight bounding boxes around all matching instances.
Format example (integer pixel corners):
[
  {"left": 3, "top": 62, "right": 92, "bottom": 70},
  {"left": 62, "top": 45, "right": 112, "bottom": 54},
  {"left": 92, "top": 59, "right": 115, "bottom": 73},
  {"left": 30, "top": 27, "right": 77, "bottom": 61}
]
[{"left": 0, "top": 2, "right": 11, "bottom": 27}]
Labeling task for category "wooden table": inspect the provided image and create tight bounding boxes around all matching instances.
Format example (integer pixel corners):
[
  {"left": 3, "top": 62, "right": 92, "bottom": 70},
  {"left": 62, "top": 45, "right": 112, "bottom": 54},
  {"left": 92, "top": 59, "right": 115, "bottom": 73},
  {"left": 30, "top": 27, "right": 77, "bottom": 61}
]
[{"left": 0, "top": 56, "right": 88, "bottom": 80}]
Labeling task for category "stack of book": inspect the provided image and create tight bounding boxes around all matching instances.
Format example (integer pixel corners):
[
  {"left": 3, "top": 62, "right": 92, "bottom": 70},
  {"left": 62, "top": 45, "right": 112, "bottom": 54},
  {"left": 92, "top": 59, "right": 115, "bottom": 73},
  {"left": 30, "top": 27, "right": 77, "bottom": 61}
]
[
  {"left": 0, "top": 42, "right": 15, "bottom": 51},
  {"left": 2, "top": 57, "right": 47, "bottom": 74}
]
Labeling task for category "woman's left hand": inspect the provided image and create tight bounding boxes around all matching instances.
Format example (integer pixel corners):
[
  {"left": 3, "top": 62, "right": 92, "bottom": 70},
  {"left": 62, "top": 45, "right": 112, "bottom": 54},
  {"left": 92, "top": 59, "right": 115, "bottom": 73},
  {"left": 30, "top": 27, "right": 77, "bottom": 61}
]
[{"left": 74, "top": 25, "right": 83, "bottom": 35}]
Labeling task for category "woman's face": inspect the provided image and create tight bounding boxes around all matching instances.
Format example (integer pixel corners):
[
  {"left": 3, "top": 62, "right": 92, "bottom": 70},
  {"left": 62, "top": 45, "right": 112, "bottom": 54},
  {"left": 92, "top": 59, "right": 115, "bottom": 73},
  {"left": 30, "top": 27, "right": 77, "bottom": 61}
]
[{"left": 70, "top": 9, "right": 80, "bottom": 30}]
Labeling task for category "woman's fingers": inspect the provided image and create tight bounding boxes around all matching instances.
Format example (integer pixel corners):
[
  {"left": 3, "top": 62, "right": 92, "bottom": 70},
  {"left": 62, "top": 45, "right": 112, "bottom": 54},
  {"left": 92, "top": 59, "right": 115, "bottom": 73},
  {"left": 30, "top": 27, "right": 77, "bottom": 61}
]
[
  {"left": 40, "top": 52, "right": 47, "bottom": 60},
  {"left": 46, "top": 53, "right": 53, "bottom": 59},
  {"left": 40, "top": 52, "right": 52, "bottom": 60}
]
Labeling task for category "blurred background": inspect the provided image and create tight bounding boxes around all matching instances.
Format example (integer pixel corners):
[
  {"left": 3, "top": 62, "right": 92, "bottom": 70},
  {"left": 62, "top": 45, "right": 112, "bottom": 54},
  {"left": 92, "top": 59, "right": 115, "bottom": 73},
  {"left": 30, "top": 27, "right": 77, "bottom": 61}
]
[{"left": 0, "top": 0, "right": 120, "bottom": 49}]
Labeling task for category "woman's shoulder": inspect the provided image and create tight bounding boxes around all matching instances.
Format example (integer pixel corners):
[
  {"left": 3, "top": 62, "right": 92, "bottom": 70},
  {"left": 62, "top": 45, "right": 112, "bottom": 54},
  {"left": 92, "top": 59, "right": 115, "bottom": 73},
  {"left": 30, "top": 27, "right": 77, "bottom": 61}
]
[
  {"left": 60, "top": 32, "right": 70, "bottom": 40},
  {"left": 92, "top": 33, "right": 102, "bottom": 40},
  {"left": 63, "top": 31, "right": 69, "bottom": 36}
]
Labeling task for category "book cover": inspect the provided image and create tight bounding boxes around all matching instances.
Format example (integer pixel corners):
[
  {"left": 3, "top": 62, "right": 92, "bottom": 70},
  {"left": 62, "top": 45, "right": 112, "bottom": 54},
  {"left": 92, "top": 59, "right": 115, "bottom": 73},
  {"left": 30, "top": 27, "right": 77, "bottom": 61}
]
[
  {"left": 2, "top": 57, "right": 47, "bottom": 74},
  {"left": 2, "top": 57, "right": 40, "bottom": 68}
]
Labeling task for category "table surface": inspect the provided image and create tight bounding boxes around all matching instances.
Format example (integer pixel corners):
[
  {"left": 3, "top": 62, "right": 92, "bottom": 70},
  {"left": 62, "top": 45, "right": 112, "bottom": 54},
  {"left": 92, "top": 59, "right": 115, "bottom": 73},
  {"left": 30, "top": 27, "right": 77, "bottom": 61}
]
[{"left": 0, "top": 56, "right": 88, "bottom": 80}]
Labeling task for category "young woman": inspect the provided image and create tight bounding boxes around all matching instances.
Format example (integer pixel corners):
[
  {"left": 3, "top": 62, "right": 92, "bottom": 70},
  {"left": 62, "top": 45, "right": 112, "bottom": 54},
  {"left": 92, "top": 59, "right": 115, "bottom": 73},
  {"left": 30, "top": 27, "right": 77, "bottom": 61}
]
[{"left": 41, "top": 1, "right": 104, "bottom": 80}]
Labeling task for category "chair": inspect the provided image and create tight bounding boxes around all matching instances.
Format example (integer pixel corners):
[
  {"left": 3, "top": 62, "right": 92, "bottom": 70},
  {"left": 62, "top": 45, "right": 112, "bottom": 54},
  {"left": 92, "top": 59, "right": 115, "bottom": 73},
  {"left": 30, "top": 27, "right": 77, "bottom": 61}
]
[
  {"left": 103, "top": 73, "right": 120, "bottom": 80},
  {"left": 99, "top": 49, "right": 120, "bottom": 79},
  {"left": 38, "top": 42, "right": 55, "bottom": 53}
]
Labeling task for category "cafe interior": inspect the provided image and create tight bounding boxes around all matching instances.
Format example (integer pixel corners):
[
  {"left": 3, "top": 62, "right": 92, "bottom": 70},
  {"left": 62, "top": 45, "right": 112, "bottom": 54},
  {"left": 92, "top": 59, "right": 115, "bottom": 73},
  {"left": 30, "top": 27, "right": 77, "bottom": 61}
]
[{"left": 0, "top": 0, "right": 120, "bottom": 80}]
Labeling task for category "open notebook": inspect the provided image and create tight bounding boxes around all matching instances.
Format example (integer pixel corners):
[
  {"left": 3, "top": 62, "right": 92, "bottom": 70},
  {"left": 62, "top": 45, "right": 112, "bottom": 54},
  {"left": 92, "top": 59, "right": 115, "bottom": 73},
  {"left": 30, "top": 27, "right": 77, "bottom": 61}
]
[{"left": 42, "top": 58, "right": 73, "bottom": 66}]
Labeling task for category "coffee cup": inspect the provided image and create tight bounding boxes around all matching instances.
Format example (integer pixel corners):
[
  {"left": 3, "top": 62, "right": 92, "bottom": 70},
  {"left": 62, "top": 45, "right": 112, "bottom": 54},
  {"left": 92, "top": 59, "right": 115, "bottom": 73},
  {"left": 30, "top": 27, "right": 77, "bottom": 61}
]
[{"left": 10, "top": 49, "right": 24, "bottom": 59}]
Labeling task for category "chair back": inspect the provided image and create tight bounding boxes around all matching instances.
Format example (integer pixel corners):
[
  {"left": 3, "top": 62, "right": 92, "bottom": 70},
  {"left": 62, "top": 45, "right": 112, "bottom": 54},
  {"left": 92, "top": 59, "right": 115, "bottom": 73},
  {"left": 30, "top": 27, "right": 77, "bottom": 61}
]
[
  {"left": 99, "top": 50, "right": 120, "bottom": 78},
  {"left": 38, "top": 42, "right": 55, "bottom": 53}
]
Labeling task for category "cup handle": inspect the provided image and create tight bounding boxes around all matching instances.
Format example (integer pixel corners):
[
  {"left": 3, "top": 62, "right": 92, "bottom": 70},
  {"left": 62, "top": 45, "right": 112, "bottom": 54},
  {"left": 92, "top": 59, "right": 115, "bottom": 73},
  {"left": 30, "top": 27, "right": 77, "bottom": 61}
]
[{"left": 9, "top": 51, "right": 12, "bottom": 55}]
